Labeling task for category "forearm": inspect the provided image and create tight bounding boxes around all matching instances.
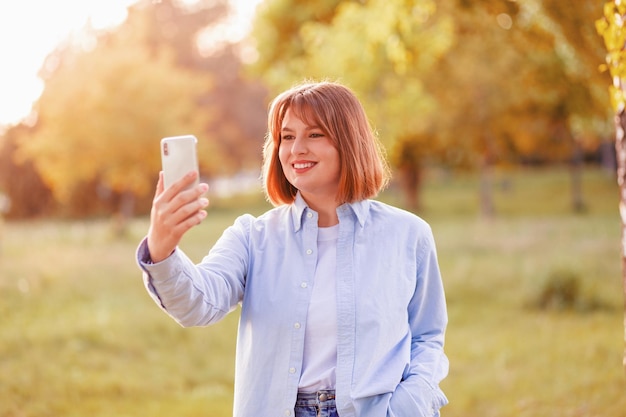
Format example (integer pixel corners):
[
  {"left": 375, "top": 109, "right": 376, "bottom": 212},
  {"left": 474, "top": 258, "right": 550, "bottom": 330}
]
[
  {"left": 389, "top": 229, "right": 449, "bottom": 416},
  {"left": 136, "top": 237, "right": 236, "bottom": 327}
]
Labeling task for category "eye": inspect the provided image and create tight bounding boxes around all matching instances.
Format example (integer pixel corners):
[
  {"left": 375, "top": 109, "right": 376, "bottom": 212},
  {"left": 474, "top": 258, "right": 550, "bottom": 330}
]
[
  {"left": 281, "top": 134, "right": 295, "bottom": 141},
  {"left": 310, "top": 132, "right": 325, "bottom": 138}
]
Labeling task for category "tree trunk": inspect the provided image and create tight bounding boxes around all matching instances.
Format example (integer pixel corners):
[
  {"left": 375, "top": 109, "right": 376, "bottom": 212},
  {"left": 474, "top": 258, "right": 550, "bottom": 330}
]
[
  {"left": 570, "top": 139, "right": 587, "bottom": 213},
  {"left": 479, "top": 154, "right": 495, "bottom": 219},
  {"left": 394, "top": 138, "right": 424, "bottom": 212},
  {"left": 111, "top": 191, "right": 135, "bottom": 237},
  {"left": 615, "top": 109, "right": 626, "bottom": 375},
  {"left": 398, "top": 164, "right": 422, "bottom": 211}
]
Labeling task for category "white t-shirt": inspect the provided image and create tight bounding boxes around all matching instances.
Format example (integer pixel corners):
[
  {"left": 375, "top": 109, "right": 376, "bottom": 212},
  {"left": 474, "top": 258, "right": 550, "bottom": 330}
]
[{"left": 298, "top": 224, "right": 339, "bottom": 392}]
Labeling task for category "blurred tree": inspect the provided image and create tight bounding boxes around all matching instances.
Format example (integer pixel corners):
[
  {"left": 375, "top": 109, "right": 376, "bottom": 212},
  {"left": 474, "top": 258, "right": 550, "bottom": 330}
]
[
  {"left": 524, "top": 0, "right": 612, "bottom": 211},
  {"left": 422, "top": 0, "right": 610, "bottom": 214},
  {"left": 14, "top": 0, "right": 268, "bottom": 222},
  {"left": 596, "top": 0, "right": 626, "bottom": 375},
  {"left": 422, "top": 0, "right": 526, "bottom": 216},
  {"left": 19, "top": 16, "right": 212, "bottom": 228},
  {"left": 250, "top": 0, "right": 611, "bottom": 214},
  {"left": 0, "top": 124, "right": 55, "bottom": 219},
  {"left": 252, "top": 0, "right": 453, "bottom": 209},
  {"left": 136, "top": 0, "right": 268, "bottom": 173}
]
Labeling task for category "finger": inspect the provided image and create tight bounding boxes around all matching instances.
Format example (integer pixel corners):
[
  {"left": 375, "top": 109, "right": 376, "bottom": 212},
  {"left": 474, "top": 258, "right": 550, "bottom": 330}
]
[
  {"left": 152, "top": 184, "right": 208, "bottom": 234},
  {"left": 196, "top": 182, "right": 209, "bottom": 196},
  {"left": 157, "top": 171, "right": 164, "bottom": 194},
  {"left": 179, "top": 206, "right": 208, "bottom": 230},
  {"left": 148, "top": 175, "right": 208, "bottom": 255},
  {"left": 154, "top": 171, "right": 199, "bottom": 211},
  {"left": 152, "top": 171, "right": 165, "bottom": 202},
  {"left": 168, "top": 196, "right": 209, "bottom": 228},
  {"left": 167, "top": 170, "right": 199, "bottom": 197},
  {"left": 161, "top": 206, "right": 207, "bottom": 249},
  {"left": 166, "top": 182, "right": 208, "bottom": 215}
]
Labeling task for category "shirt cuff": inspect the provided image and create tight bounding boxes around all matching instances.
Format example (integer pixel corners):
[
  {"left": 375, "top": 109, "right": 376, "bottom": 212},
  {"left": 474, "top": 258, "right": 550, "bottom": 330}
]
[{"left": 136, "top": 237, "right": 179, "bottom": 277}]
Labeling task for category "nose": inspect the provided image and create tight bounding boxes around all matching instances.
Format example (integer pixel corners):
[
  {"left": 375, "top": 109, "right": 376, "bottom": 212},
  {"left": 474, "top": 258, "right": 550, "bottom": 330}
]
[{"left": 291, "top": 135, "right": 307, "bottom": 155}]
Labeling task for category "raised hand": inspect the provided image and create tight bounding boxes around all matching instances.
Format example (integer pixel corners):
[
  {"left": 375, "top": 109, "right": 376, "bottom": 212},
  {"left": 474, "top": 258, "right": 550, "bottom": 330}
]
[{"left": 147, "top": 170, "right": 209, "bottom": 263}]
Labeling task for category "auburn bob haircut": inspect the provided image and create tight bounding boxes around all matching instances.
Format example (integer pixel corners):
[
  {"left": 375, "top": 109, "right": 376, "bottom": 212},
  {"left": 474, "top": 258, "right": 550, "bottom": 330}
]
[{"left": 263, "top": 81, "right": 390, "bottom": 207}]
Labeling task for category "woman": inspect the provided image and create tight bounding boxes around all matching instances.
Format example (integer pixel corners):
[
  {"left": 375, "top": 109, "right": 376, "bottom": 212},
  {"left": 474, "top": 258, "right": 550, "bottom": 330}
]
[{"left": 137, "top": 81, "right": 449, "bottom": 417}]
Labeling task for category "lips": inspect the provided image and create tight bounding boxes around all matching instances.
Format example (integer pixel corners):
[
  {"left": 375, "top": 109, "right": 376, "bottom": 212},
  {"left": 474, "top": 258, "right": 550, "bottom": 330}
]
[{"left": 292, "top": 161, "right": 316, "bottom": 170}]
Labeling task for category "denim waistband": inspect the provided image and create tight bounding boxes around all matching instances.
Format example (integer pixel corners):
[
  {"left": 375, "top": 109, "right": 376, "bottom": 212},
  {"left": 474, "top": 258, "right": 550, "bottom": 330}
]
[{"left": 296, "top": 389, "right": 336, "bottom": 405}]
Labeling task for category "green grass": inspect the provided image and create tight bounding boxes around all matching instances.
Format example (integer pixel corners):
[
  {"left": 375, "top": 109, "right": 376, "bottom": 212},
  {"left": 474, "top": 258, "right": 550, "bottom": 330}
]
[{"left": 0, "top": 167, "right": 624, "bottom": 417}]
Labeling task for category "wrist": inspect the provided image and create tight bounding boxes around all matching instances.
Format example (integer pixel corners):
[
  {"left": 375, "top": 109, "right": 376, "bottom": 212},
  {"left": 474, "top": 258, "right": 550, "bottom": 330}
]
[{"left": 147, "top": 239, "right": 174, "bottom": 264}]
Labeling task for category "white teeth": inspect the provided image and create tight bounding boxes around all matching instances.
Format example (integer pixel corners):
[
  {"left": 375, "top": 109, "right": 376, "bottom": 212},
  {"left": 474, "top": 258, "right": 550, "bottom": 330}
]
[{"left": 294, "top": 162, "right": 315, "bottom": 169}]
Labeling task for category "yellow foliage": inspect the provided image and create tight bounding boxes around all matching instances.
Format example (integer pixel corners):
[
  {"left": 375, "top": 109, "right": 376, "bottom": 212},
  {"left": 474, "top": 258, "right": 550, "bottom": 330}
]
[
  {"left": 597, "top": 0, "right": 626, "bottom": 112},
  {"left": 19, "top": 30, "right": 212, "bottom": 203},
  {"left": 253, "top": 0, "right": 609, "bottom": 171}
]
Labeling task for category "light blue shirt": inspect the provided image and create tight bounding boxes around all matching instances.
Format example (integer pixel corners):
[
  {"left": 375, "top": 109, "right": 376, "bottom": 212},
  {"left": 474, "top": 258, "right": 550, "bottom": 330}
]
[{"left": 137, "top": 193, "right": 449, "bottom": 417}]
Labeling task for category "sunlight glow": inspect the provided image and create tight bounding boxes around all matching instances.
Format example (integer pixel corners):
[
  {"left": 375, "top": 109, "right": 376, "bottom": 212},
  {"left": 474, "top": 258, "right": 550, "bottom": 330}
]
[
  {"left": 197, "top": 0, "right": 263, "bottom": 58},
  {"left": 0, "top": 0, "right": 136, "bottom": 127},
  {"left": 0, "top": 0, "right": 261, "bottom": 127}
]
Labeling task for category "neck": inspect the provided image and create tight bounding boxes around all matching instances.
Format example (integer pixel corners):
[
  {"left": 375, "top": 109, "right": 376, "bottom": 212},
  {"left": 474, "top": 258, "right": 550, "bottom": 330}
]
[
  {"left": 317, "top": 209, "right": 339, "bottom": 227},
  {"left": 301, "top": 193, "right": 340, "bottom": 227}
]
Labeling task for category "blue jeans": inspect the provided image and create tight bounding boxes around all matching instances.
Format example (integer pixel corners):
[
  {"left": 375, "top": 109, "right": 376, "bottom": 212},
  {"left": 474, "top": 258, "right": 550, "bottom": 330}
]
[{"left": 295, "top": 390, "right": 338, "bottom": 417}]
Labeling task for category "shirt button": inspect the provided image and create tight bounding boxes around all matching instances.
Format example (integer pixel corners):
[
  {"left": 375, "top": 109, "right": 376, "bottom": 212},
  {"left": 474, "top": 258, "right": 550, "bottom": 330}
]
[
  {"left": 301, "top": 282, "right": 307, "bottom": 288},
  {"left": 294, "top": 322, "right": 301, "bottom": 329},
  {"left": 284, "top": 410, "right": 291, "bottom": 416},
  {"left": 307, "top": 212, "right": 313, "bottom": 218},
  {"left": 306, "top": 249, "right": 313, "bottom": 255},
  {"left": 289, "top": 367, "right": 296, "bottom": 374}
]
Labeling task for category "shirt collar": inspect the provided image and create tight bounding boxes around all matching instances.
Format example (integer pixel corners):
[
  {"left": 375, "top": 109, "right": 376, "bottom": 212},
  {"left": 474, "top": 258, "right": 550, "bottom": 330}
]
[
  {"left": 291, "top": 192, "right": 370, "bottom": 231},
  {"left": 291, "top": 193, "right": 308, "bottom": 231}
]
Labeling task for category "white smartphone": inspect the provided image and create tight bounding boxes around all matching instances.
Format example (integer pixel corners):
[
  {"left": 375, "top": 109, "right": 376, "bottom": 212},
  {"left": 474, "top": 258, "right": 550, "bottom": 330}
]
[{"left": 160, "top": 135, "right": 199, "bottom": 190}]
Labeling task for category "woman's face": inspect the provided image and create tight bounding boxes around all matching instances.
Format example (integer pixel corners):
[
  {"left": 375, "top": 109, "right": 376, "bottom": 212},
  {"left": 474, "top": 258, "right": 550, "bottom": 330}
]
[{"left": 278, "top": 108, "right": 341, "bottom": 206}]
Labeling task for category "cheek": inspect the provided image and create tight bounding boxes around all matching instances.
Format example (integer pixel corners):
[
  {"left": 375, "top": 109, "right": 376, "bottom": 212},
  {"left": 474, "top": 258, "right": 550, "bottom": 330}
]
[
  {"left": 278, "top": 144, "right": 290, "bottom": 169},
  {"left": 329, "top": 149, "right": 341, "bottom": 174}
]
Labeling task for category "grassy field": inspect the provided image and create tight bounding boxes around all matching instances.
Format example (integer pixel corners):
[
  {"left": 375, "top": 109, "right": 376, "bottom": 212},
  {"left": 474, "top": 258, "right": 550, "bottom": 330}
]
[{"left": 0, "top": 167, "right": 624, "bottom": 417}]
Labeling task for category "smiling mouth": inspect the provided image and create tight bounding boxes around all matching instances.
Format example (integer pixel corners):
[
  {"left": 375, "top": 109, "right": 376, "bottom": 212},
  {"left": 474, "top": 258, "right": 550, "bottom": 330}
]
[{"left": 293, "top": 162, "right": 316, "bottom": 169}]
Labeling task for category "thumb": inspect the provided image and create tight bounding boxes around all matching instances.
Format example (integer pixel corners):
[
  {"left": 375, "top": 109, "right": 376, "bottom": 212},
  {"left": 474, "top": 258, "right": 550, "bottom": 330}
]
[{"left": 154, "top": 171, "right": 165, "bottom": 197}]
